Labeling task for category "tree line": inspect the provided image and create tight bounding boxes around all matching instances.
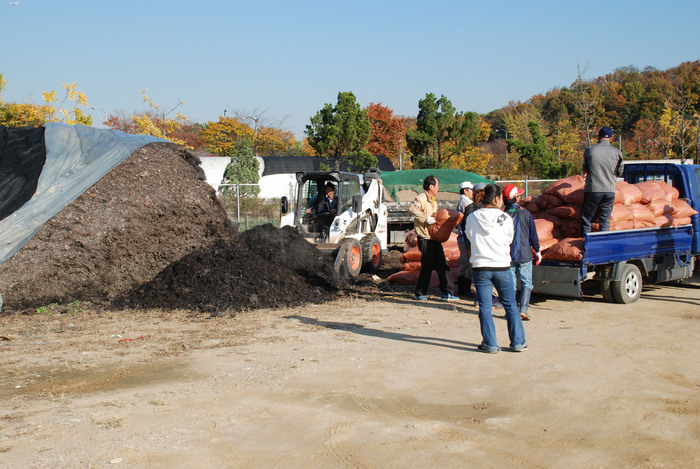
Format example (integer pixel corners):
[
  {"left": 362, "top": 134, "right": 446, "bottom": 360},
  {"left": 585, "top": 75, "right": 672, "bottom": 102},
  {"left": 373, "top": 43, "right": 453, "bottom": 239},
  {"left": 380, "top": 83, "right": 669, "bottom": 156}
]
[{"left": 1, "top": 59, "right": 699, "bottom": 180}]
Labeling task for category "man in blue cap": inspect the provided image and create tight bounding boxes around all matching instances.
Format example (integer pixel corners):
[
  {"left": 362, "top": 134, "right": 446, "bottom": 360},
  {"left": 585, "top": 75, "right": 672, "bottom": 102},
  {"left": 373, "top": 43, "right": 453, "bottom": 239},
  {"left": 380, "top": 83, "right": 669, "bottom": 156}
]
[{"left": 581, "top": 126, "right": 624, "bottom": 234}]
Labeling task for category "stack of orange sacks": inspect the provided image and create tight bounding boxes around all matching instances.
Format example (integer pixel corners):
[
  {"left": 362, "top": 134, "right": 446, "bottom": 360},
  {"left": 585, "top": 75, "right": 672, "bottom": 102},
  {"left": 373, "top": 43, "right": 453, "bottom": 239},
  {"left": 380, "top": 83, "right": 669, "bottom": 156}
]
[{"left": 521, "top": 175, "right": 698, "bottom": 262}]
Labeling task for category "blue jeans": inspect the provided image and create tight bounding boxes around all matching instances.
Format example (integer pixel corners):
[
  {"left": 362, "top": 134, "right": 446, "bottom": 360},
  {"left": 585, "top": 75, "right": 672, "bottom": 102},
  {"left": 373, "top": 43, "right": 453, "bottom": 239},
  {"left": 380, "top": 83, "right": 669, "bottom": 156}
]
[
  {"left": 511, "top": 261, "right": 533, "bottom": 291},
  {"left": 473, "top": 269, "right": 527, "bottom": 352}
]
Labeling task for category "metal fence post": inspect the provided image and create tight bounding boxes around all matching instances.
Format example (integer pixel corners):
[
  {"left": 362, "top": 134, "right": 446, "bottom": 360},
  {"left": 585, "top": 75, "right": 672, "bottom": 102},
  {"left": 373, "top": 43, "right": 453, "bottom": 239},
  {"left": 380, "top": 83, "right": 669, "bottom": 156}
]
[{"left": 236, "top": 183, "right": 241, "bottom": 223}]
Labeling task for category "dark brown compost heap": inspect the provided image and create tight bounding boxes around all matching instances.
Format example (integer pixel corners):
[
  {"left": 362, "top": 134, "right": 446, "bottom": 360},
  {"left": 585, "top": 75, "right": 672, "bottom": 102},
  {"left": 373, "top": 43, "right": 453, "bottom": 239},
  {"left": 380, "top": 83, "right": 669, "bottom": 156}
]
[{"left": 0, "top": 142, "right": 339, "bottom": 312}]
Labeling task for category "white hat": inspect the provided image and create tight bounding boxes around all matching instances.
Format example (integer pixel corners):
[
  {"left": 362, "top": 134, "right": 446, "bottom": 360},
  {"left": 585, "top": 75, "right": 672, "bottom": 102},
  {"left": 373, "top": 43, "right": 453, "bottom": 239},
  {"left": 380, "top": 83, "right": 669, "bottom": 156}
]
[{"left": 459, "top": 181, "right": 474, "bottom": 190}]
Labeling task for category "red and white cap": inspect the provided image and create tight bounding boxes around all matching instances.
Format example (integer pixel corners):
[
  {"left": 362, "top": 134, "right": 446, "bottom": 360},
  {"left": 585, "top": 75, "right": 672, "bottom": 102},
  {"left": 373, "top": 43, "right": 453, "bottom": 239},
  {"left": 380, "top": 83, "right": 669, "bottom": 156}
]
[{"left": 502, "top": 183, "right": 524, "bottom": 199}]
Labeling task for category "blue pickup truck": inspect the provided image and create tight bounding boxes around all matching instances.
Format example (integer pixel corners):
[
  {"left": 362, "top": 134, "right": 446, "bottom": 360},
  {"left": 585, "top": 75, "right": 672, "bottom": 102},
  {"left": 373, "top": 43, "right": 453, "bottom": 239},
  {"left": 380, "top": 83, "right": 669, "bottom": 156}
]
[{"left": 532, "top": 162, "right": 700, "bottom": 303}]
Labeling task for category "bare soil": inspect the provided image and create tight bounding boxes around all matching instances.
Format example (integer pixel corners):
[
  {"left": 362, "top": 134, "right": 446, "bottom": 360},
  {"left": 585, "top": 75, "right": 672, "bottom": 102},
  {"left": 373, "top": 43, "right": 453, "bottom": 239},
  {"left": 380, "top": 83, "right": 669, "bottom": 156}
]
[
  {"left": 1, "top": 282, "right": 699, "bottom": 468},
  {"left": 0, "top": 142, "right": 699, "bottom": 467}
]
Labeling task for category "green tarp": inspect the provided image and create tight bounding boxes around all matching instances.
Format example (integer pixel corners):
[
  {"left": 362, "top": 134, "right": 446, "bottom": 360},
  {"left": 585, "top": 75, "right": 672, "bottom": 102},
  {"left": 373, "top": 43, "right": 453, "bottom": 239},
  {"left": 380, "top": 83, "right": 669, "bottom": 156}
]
[{"left": 381, "top": 169, "right": 490, "bottom": 202}]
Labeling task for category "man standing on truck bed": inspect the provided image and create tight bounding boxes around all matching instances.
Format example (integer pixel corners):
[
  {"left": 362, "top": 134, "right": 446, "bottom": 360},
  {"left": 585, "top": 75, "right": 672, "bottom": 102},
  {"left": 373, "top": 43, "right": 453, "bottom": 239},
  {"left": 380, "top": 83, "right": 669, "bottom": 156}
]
[
  {"left": 409, "top": 175, "right": 458, "bottom": 301},
  {"left": 581, "top": 126, "right": 624, "bottom": 235}
]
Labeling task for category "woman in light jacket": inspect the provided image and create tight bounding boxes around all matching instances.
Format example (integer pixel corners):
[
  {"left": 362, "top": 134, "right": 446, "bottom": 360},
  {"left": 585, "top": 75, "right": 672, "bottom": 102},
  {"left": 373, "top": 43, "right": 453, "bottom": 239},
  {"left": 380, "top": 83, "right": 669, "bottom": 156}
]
[{"left": 465, "top": 183, "right": 527, "bottom": 353}]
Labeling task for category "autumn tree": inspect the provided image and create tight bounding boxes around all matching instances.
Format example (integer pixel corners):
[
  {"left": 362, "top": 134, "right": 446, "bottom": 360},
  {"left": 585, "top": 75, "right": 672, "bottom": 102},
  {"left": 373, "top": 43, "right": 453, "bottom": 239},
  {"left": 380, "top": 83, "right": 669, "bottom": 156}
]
[
  {"left": 306, "top": 91, "right": 375, "bottom": 172},
  {"left": 42, "top": 82, "right": 92, "bottom": 125},
  {"left": 201, "top": 117, "right": 253, "bottom": 156},
  {"left": 573, "top": 64, "right": 603, "bottom": 146},
  {"left": 128, "top": 89, "right": 187, "bottom": 145},
  {"left": 507, "top": 121, "right": 572, "bottom": 179},
  {"left": 664, "top": 83, "right": 699, "bottom": 159},
  {"left": 364, "top": 102, "right": 406, "bottom": 166},
  {"left": 220, "top": 139, "right": 260, "bottom": 199},
  {"left": 0, "top": 80, "right": 91, "bottom": 127}
]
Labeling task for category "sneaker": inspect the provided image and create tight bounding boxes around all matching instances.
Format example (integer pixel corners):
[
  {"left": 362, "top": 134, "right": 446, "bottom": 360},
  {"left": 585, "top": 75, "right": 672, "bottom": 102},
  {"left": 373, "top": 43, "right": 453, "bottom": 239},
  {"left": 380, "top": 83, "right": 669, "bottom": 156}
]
[
  {"left": 441, "top": 293, "right": 459, "bottom": 302},
  {"left": 477, "top": 344, "right": 499, "bottom": 354},
  {"left": 414, "top": 294, "right": 427, "bottom": 301},
  {"left": 512, "top": 344, "right": 528, "bottom": 352}
]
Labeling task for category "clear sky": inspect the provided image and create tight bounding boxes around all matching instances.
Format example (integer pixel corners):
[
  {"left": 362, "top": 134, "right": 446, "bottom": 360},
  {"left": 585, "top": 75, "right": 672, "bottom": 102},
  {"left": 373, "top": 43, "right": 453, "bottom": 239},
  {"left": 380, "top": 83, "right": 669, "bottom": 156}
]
[{"left": 2, "top": 0, "right": 699, "bottom": 140}]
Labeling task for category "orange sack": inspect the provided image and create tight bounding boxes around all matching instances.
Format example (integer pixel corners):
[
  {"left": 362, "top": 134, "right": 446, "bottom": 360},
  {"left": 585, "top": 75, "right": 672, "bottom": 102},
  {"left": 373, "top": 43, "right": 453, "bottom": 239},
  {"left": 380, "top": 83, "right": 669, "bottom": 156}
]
[
  {"left": 559, "top": 219, "right": 582, "bottom": 238},
  {"left": 628, "top": 203, "right": 655, "bottom": 223},
  {"left": 656, "top": 180, "right": 680, "bottom": 201},
  {"left": 400, "top": 246, "right": 422, "bottom": 263},
  {"left": 635, "top": 181, "right": 665, "bottom": 204},
  {"left": 609, "top": 203, "right": 633, "bottom": 223},
  {"left": 673, "top": 217, "right": 692, "bottom": 226},
  {"left": 539, "top": 237, "right": 559, "bottom": 252},
  {"left": 647, "top": 199, "right": 676, "bottom": 217},
  {"left": 534, "top": 218, "right": 554, "bottom": 241},
  {"left": 671, "top": 199, "right": 698, "bottom": 218},
  {"left": 545, "top": 175, "right": 585, "bottom": 200},
  {"left": 543, "top": 237, "right": 584, "bottom": 262},
  {"left": 615, "top": 181, "right": 643, "bottom": 205},
  {"left": 548, "top": 204, "right": 582, "bottom": 220},
  {"left": 654, "top": 214, "right": 674, "bottom": 227},
  {"left": 610, "top": 219, "right": 635, "bottom": 231},
  {"left": 429, "top": 209, "right": 463, "bottom": 243}
]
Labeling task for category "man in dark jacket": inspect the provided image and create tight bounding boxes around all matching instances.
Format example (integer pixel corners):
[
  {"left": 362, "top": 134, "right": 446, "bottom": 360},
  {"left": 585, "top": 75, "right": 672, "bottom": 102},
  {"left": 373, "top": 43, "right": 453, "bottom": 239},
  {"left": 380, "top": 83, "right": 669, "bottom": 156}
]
[
  {"left": 581, "top": 126, "right": 624, "bottom": 234},
  {"left": 503, "top": 184, "right": 541, "bottom": 320},
  {"left": 308, "top": 182, "right": 338, "bottom": 232}
]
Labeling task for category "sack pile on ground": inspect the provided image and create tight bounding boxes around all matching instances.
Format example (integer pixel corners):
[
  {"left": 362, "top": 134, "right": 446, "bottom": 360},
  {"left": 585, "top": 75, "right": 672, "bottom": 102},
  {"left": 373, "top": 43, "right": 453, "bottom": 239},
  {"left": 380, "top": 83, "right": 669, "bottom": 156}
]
[
  {"left": 522, "top": 175, "right": 698, "bottom": 262},
  {"left": 387, "top": 230, "right": 461, "bottom": 285}
]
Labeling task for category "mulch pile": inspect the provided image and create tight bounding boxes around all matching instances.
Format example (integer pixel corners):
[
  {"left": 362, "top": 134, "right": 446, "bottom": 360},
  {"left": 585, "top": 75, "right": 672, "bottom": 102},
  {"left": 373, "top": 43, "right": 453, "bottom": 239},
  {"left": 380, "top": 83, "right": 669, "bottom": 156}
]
[{"left": 0, "top": 142, "right": 340, "bottom": 313}]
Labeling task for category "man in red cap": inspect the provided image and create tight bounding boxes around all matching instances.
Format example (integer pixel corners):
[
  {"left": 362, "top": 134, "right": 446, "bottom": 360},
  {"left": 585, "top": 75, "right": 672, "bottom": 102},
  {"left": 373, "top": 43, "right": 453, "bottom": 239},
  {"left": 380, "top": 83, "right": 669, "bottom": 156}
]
[{"left": 502, "top": 184, "right": 541, "bottom": 320}]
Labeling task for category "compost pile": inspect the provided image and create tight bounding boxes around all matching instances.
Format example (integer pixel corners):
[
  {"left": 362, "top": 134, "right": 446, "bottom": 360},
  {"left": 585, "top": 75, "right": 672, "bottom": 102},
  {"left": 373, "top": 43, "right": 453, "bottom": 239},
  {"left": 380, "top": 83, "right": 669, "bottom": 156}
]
[{"left": 0, "top": 142, "right": 340, "bottom": 313}]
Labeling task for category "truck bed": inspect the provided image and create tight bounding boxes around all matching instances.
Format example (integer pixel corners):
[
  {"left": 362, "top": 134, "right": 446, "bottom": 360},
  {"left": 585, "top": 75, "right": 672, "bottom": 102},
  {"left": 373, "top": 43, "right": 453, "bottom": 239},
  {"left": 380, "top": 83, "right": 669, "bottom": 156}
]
[{"left": 533, "top": 225, "right": 694, "bottom": 299}]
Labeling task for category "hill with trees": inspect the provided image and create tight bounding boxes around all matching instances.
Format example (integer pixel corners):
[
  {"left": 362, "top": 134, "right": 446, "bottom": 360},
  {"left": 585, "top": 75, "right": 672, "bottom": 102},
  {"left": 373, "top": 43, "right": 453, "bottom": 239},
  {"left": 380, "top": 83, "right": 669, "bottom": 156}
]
[{"left": 2, "top": 60, "right": 698, "bottom": 179}]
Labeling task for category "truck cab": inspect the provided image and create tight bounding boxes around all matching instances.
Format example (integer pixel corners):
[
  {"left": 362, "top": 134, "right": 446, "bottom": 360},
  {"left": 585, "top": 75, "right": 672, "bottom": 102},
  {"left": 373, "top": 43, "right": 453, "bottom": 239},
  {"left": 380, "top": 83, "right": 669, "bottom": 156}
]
[{"left": 623, "top": 162, "right": 700, "bottom": 253}]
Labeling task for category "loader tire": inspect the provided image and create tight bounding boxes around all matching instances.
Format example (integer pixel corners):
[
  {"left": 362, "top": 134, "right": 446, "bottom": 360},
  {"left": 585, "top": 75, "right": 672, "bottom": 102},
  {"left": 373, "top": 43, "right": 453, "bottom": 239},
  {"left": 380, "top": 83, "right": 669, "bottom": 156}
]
[
  {"left": 360, "top": 235, "right": 382, "bottom": 273},
  {"left": 337, "top": 238, "right": 362, "bottom": 278}
]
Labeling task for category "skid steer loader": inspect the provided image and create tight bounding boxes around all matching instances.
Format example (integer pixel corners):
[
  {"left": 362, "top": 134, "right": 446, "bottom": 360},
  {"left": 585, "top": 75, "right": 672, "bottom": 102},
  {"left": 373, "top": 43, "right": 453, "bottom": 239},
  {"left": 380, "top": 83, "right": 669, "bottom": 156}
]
[{"left": 280, "top": 168, "right": 388, "bottom": 278}]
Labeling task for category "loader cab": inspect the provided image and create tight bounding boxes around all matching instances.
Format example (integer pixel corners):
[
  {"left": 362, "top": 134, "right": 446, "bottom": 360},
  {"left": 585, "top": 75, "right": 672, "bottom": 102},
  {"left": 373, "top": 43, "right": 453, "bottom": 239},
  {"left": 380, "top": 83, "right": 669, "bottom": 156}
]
[{"left": 287, "top": 172, "right": 364, "bottom": 242}]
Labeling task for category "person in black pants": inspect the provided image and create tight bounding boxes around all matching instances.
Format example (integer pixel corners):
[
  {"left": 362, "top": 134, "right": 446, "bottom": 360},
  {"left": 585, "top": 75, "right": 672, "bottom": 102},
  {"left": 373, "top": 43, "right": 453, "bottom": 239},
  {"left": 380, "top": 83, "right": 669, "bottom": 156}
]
[
  {"left": 581, "top": 126, "right": 623, "bottom": 234},
  {"left": 408, "top": 175, "right": 457, "bottom": 301}
]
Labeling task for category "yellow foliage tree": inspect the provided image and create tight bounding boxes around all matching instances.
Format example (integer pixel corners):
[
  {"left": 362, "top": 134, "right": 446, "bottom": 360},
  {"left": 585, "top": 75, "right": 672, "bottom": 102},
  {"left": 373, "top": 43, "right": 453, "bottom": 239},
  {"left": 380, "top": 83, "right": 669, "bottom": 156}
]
[
  {"left": 200, "top": 117, "right": 254, "bottom": 156},
  {"left": 41, "top": 82, "right": 92, "bottom": 125},
  {"left": 451, "top": 145, "right": 493, "bottom": 176},
  {"left": 0, "top": 102, "right": 52, "bottom": 127},
  {"left": 0, "top": 80, "right": 91, "bottom": 127},
  {"left": 547, "top": 120, "right": 582, "bottom": 173},
  {"left": 130, "top": 89, "right": 187, "bottom": 145}
]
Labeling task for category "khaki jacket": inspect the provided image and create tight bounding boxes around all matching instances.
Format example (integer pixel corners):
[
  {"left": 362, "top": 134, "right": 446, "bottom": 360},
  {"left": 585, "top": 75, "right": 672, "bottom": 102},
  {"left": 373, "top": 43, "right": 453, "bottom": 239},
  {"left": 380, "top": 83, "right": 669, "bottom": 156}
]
[{"left": 408, "top": 192, "right": 438, "bottom": 239}]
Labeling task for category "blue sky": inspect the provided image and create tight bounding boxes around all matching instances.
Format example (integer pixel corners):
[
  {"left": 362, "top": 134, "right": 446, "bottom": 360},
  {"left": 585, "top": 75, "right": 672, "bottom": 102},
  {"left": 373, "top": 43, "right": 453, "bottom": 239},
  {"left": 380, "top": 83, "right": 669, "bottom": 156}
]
[{"left": 2, "top": 0, "right": 699, "bottom": 139}]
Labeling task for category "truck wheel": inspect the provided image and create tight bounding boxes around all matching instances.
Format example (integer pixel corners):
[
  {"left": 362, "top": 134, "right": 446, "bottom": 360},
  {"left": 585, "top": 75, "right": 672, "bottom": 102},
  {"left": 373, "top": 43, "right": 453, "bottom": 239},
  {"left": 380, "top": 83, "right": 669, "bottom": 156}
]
[
  {"left": 601, "top": 280, "right": 616, "bottom": 303},
  {"left": 360, "top": 235, "right": 382, "bottom": 273},
  {"left": 341, "top": 238, "right": 363, "bottom": 278},
  {"left": 612, "top": 264, "right": 642, "bottom": 304}
]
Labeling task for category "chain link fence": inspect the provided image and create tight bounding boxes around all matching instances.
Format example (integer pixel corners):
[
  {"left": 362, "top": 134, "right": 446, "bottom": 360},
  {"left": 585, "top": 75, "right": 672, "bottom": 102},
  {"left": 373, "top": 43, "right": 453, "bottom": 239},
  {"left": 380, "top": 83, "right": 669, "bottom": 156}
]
[
  {"left": 217, "top": 183, "right": 281, "bottom": 231},
  {"left": 217, "top": 179, "right": 559, "bottom": 231}
]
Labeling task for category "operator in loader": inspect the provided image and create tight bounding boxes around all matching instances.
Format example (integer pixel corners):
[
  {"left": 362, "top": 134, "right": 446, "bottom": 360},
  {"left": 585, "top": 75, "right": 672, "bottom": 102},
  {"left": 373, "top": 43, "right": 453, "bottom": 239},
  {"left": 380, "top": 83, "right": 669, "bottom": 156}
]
[{"left": 306, "top": 182, "right": 338, "bottom": 233}]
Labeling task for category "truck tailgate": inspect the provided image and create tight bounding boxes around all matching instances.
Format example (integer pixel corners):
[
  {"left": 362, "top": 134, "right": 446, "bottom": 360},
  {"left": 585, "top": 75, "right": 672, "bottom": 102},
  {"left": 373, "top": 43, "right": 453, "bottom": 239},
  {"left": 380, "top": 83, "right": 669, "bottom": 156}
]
[{"left": 582, "top": 225, "right": 693, "bottom": 265}]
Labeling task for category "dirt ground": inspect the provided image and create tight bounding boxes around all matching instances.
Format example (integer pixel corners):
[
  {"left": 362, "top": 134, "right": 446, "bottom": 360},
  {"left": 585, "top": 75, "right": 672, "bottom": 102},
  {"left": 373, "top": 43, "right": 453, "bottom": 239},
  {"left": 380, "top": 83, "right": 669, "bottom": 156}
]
[
  {"left": 1, "top": 279, "right": 699, "bottom": 468},
  {"left": 1, "top": 139, "right": 699, "bottom": 467}
]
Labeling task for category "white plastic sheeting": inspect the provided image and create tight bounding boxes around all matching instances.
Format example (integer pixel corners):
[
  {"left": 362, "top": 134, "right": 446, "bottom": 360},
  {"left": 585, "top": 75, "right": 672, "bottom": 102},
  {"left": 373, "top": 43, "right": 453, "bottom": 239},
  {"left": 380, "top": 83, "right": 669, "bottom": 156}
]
[{"left": 0, "top": 123, "right": 164, "bottom": 265}]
